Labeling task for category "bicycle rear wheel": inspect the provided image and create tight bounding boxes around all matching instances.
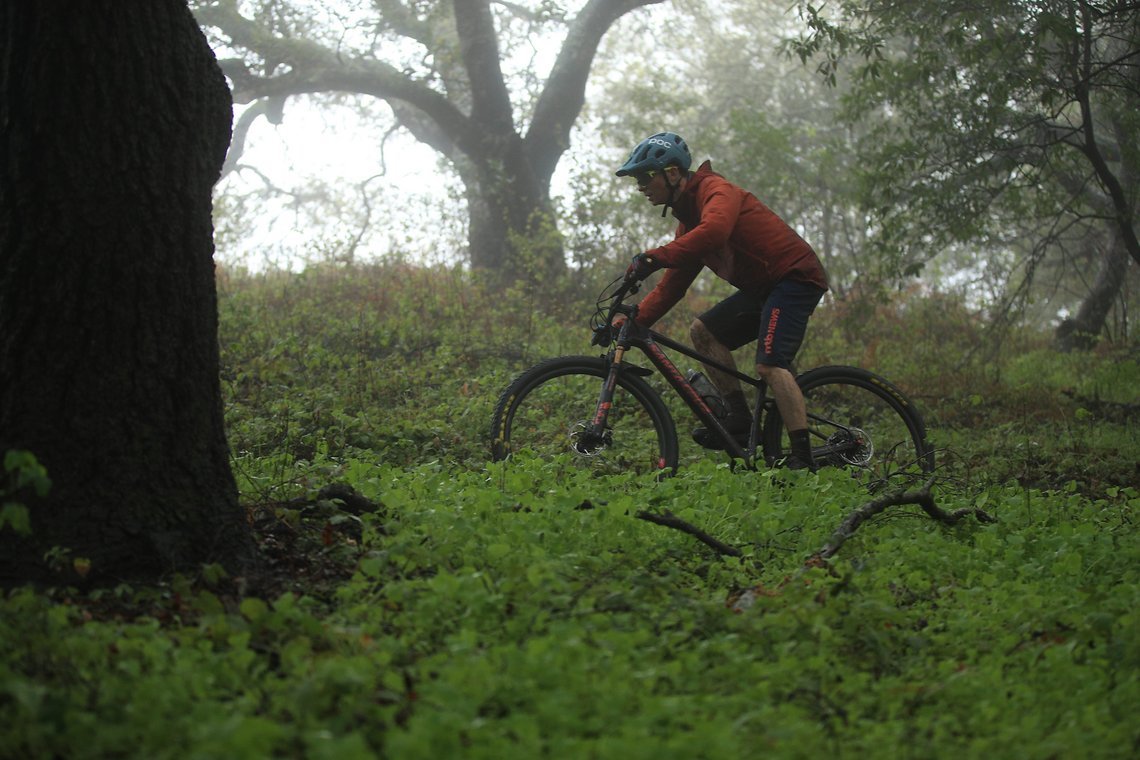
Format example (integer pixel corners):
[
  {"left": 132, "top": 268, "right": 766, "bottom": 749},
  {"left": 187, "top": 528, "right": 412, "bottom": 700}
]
[
  {"left": 762, "top": 366, "right": 934, "bottom": 481},
  {"left": 490, "top": 356, "right": 679, "bottom": 474}
]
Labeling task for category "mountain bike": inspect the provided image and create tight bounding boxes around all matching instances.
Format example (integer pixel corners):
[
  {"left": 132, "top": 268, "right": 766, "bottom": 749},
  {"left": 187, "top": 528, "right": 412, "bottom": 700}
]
[{"left": 489, "top": 274, "right": 934, "bottom": 480}]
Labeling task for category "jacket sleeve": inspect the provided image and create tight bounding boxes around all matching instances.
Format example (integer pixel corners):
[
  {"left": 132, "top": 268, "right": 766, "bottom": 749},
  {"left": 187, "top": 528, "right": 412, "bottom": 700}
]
[
  {"left": 645, "top": 180, "right": 742, "bottom": 268},
  {"left": 634, "top": 266, "right": 701, "bottom": 327}
]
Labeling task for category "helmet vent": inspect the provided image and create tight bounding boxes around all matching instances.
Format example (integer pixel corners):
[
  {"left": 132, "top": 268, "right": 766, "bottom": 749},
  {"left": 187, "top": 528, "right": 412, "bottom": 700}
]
[{"left": 615, "top": 132, "right": 693, "bottom": 176}]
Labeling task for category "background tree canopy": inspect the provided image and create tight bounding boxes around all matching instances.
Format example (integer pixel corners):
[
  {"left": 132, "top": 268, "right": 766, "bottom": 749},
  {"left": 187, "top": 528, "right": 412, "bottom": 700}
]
[
  {"left": 2, "top": 4, "right": 1138, "bottom": 754},
  {"left": 785, "top": 0, "right": 1140, "bottom": 348},
  {"left": 195, "top": 0, "right": 1138, "bottom": 344},
  {"left": 195, "top": 0, "right": 664, "bottom": 279}
]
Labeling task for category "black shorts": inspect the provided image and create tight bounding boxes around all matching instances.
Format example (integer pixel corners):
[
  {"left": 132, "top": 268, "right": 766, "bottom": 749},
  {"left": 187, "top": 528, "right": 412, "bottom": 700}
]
[{"left": 697, "top": 280, "right": 826, "bottom": 369}]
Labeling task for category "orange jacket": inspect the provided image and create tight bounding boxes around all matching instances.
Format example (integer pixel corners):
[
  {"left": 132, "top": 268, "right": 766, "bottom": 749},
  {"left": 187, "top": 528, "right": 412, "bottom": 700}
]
[{"left": 635, "top": 160, "right": 828, "bottom": 327}]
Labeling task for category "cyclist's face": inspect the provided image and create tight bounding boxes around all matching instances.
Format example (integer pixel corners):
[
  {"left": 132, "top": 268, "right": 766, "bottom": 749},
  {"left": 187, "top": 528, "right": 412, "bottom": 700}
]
[{"left": 633, "top": 168, "right": 674, "bottom": 205}]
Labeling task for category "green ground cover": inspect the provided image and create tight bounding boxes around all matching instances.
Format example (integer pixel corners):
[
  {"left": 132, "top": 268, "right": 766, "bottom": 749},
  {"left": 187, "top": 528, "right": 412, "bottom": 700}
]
[{"left": 3, "top": 265, "right": 1138, "bottom": 758}]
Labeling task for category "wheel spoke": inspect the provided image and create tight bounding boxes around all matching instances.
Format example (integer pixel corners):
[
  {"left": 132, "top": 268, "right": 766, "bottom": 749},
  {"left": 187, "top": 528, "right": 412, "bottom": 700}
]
[
  {"left": 764, "top": 367, "right": 932, "bottom": 481},
  {"left": 491, "top": 358, "right": 677, "bottom": 474}
]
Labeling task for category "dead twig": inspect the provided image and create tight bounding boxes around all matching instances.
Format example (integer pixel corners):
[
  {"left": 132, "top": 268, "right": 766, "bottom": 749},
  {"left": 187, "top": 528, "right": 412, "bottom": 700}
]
[
  {"left": 637, "top": 477, "right": 998, "bottom": 614},
  {"left": 813, "top": 477, "right": 997, "bottom": 561},
  {"left": 635, "top": 510, "right": 743, "bottom": 558}
]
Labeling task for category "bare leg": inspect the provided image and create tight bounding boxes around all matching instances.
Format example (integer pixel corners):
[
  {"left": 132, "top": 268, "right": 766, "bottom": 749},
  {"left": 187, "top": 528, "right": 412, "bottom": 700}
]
[
  {"left": 690, "top": 318, "right": 743, "bottom": 400},
  {"left": 756, "top": 364, "right": 806, "bottom": 432}
]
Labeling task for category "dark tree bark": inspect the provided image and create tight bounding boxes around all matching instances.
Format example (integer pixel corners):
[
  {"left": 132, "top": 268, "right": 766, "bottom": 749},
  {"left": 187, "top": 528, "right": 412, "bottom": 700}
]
[
  {"left": 193, "top": 0, "right": 662, "bottom": 276},
  {"left": 0, "top": 1, "right": 255, "bottom": 584},
  {"left": 1055, "top": 230, "right": 1131, "bottom": 351}
]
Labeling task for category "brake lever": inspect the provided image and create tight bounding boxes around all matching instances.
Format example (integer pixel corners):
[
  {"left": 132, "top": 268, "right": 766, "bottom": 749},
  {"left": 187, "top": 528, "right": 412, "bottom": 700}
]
[{"left": 591, "top": 278, "right": 638, "bottom": 347}]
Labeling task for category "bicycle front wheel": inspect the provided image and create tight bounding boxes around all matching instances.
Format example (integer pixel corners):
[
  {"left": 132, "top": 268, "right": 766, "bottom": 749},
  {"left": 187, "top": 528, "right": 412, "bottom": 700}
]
[
  {"left": 762, "top": 366, "right": 934, "bottom": 481},
  {"left": 490, "top": 356, "right": 679, "bottom": 474}
]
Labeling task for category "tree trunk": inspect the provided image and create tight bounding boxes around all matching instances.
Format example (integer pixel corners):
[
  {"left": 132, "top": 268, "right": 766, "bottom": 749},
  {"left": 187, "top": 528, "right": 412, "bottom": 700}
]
[
  {"left": 465, "top": 148, "right": 565, "bottom": 278},
  {"left": 1055, "top": 231, "right": 1131, "bottom": 351},
  {"left": 0, "top": 1, "right": 255, "bottom": 584}
]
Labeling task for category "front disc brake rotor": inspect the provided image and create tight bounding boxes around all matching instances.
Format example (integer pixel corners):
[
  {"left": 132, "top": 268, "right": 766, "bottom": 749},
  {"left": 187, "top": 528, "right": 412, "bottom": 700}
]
[{"left": 569, "top": 422, "right": 610, "bottom": 456}]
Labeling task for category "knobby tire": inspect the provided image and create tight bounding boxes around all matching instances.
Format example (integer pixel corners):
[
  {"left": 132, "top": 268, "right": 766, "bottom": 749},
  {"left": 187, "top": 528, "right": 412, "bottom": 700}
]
[
  {"left": 762, "top": 365, "right": 934, "bottom": 480},
  {"left": 490, "top": 356, "right": 679, "bottom": 474}
]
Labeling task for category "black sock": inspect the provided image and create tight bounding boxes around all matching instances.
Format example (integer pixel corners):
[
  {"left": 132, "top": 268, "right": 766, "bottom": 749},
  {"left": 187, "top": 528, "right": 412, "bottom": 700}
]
[{"left": 789, "top": 429, "right": 813, "bottom": 464}]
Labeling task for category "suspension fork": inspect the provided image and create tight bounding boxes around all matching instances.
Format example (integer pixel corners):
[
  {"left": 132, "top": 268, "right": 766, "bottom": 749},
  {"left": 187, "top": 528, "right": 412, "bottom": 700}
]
[{"left": 587, "top": 344, "right": 628, "bottom": 436}]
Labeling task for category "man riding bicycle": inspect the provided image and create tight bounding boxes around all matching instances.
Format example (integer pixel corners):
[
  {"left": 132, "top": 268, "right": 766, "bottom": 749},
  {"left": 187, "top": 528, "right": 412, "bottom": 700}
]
[{"left": 617, "top": 132, "right": 829, "bottom": 470}]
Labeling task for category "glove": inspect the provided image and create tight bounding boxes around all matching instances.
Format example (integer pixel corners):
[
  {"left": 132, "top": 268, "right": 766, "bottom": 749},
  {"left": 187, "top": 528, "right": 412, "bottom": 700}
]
[
  {"left": 592, "top": 316, "right": 631, "bottom": 346},
  {"left": 625, "top": 253, "right": 663, "bottom": 282}
]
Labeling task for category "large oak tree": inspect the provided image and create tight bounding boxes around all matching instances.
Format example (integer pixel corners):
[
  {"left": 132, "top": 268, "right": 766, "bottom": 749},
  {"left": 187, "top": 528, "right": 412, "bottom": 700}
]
[
  {"left": 0, "top": 1, "right": 254, "bottom": 583},
  {"left": 193, "top": 0, "right": 662, "bottom": 276}
]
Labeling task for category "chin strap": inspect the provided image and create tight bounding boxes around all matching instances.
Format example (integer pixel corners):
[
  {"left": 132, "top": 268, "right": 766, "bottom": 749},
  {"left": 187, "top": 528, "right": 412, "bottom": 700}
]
[
  {"left": 661, "top": 174, "right": 674, "bottom": 218},
  {"left": 660, "top": 170, "right": 683, "bottom": 217}
]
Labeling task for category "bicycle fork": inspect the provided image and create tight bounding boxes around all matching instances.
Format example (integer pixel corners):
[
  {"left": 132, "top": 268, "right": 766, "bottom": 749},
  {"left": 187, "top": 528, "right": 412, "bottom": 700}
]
[
  {"left": 585, "top": 346, "right": 624, "bottom": 438},
  {"left": 572, "top": 345, "right": 630, "bottom": 458}
]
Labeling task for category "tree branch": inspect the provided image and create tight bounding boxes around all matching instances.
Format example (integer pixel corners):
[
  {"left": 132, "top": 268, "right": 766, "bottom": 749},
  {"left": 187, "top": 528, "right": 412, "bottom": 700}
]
[
  {"left": 812, "top": 477, "right": 997, "bottom": 561},
  {"left": 728, "top": 479, "right": 997, "bottom": 612},
  {"left": 1075, "top": 0, "right": 1140, "bottom": 268},
  {"left": 452, "top": 0, "right": 514, "bottom": 131},
  {"left": 219, "top": 97, "right": 285, "bottom": 179},
  {"left": 635, "top": 478, "right": 997, "bottom": 598},
  {"left": 371, "top": 0, "right": 438, "bottom": 48},
  {"left": 635, "top": 509, "right": 743, "bottom": 558},
  {"left": 194, "top": 1, "right": 473, "bottom": 148},
  {"left": 526, "top": 0, "right": 663, "bottom": 181}
]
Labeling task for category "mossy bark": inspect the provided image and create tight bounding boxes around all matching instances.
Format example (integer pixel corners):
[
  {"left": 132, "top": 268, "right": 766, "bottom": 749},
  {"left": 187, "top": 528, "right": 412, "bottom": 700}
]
[{"left": 0, "top": 1, "right": 255, "bottom": 583}]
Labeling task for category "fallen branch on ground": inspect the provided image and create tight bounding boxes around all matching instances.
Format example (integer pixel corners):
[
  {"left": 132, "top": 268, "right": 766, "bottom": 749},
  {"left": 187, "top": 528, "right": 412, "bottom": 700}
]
[
  {"left": 635, "top": 478, "right": 998, "bottom": 588},
  {"left": 730, "top": 477, "right": 999, "bottom": 612},
  {"left": 635, "top": 509, "right": 743, "bottom": 558},
  {"left": 812, "top": 476, "right": 997, "bottom": 561}
]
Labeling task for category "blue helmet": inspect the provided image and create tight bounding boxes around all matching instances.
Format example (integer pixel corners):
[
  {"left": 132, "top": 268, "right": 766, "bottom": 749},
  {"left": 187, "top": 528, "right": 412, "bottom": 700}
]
[{"left": 615, "top": 132, "right": 692, "bottom": 176}]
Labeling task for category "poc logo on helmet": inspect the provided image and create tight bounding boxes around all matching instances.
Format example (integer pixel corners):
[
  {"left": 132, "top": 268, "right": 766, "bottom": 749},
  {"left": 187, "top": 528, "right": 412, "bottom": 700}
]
[{"left": 647, "top": 137, "right": 672, "bottom": 148}]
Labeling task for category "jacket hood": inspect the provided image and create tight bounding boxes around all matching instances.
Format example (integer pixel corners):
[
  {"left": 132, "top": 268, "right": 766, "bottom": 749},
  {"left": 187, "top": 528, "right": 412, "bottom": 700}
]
[{"left": 672, "top": 160, "right": 720, "bottom": 228}]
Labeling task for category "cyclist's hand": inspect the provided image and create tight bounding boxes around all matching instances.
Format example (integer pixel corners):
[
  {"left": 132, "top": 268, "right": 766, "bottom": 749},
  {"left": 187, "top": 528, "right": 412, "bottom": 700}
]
[
  {"left": 593, "top": 316, "right": 627, "bottom": 346},
  {"left": 625, "top": 253, "right": 662, "bottom": 282}
]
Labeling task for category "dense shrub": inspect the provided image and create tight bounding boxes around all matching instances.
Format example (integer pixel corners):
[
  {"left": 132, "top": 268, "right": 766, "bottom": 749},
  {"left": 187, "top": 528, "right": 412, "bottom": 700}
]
[{"left": 2, "top": 264, "right": 1136, "bottom": 758}]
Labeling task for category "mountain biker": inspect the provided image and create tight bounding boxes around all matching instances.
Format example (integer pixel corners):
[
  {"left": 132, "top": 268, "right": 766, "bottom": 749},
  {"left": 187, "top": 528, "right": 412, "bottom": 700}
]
[{"left": 616, "top": 131, "right": 829, "bottom": 470}]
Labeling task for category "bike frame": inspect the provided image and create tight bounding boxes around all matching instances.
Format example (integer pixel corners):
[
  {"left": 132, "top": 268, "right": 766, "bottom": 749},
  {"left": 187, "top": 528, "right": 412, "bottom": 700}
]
[{"left": 588, "top": 299, "right": 773, "bottom": 466}]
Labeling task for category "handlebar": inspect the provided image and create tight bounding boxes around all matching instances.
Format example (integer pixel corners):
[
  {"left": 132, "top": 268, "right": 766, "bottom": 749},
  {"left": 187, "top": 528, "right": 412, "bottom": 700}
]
[{"left": 589, "top": 275, "right": 643, "bottom": 346}]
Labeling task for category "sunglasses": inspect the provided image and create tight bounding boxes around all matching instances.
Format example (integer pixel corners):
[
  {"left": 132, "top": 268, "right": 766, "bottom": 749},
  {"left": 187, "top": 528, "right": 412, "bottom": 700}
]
[{"left": 633, "top": 170, "right": 659, "bottom": 188}]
